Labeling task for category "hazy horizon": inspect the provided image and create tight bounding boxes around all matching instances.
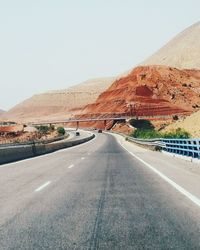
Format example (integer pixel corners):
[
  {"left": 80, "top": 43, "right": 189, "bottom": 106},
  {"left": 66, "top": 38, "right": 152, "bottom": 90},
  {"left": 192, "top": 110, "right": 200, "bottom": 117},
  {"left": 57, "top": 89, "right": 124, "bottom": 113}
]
[{"left": 1, "top": 0, "right": 200, "bottom": 110}]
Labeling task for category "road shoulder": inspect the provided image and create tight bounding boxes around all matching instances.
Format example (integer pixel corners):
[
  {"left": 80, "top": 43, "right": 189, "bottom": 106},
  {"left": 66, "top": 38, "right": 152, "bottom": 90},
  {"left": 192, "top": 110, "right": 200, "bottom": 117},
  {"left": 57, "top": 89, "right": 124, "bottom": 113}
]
[{"left": 109, "top": 132, "right": 200, "bottom": 206}]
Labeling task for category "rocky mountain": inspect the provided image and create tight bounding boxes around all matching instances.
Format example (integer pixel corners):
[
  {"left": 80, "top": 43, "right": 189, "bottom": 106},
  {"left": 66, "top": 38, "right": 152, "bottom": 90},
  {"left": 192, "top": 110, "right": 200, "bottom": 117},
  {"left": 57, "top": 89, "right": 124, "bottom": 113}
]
[
  {"left": 1, "top": 77, "right": 115, "bottom": 122},
  {"left": 77, "top": 22, "right": 200, "bottom": 125},
  {"left": 2, "top": 21, "right": 200, "bottom": 125},
  {"left": 142, "top": 21, "right": 200, "bottom": 69},
  {"left": 79, "top": 66, "right": 200, "bottom": 118}
]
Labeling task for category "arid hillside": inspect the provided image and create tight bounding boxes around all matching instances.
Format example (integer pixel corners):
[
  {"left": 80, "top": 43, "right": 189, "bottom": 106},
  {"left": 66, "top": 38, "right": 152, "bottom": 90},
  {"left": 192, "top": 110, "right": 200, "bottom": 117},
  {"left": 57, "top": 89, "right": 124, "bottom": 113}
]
[
  {"left": 142, "top": 21, "right": 200, "bottom": 69},
  {"left": 0, "top": 109, "right": 5, "bottom": 115},
  {"left": 1, "top": 77, "right": 115, "bottom": 122},
  {"left": 79, "top": 66, "right": 200, "bottom": 118},
  {"left": 163, "top": 110, "right": 200, "bottom": 138},
  {"left": 2, "top": 21, "right": 200, "bottom": 127}
]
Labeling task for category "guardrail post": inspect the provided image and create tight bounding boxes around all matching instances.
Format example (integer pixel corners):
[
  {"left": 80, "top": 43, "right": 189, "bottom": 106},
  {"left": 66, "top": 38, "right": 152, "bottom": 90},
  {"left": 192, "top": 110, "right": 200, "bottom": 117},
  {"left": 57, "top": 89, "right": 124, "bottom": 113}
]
[{"left": 198, "top": 140, "right": 200, "bottom": 159}]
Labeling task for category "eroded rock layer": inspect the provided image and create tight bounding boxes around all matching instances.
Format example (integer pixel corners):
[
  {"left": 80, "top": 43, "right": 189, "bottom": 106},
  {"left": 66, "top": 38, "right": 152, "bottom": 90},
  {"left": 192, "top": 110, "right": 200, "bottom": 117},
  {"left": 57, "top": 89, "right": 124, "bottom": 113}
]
[{"left": 79, "top": 66, "right": 200, "bottom": 118}]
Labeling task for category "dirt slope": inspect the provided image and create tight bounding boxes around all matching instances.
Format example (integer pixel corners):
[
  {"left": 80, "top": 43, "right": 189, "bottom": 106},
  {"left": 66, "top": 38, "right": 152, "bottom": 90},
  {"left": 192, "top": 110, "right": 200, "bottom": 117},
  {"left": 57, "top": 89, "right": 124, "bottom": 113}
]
[
  {"left": 142, "top": 21, "right": 200, "bottom": 69},
  {"left": 163, "top": 110, "right": 200, "bottom": 138}
]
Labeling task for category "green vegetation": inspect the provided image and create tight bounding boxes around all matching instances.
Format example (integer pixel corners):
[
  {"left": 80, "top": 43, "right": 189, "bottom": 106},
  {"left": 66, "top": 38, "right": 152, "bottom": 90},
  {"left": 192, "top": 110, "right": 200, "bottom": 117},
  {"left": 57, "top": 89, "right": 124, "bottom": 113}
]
[
  {"left": 131, "top": 128, "right": 190, "bottom": 139},
  {"left": 57, "top": 127, "right": 65, "bottom": 135},
  {"left": 35, "top": 125, "right": 50, "bottom": 134},
  {"left": 35, "top": 124, "right": 55, "bottom": 135},
  {"left": 162, "top": 128, "right": 191, "bottom": 139},
  {"left": 131, "top": 129, "right": 160, "bottom": 139},
  {"left": 129, "top": 119, "right": 190, "bottom": 139}
]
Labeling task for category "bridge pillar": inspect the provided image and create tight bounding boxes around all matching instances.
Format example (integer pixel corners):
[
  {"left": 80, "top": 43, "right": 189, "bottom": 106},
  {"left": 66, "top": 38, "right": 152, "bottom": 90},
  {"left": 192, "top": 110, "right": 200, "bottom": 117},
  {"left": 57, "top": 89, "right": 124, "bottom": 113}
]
[
  {"left": 76, "top": 121, "right": 79, "bottom": 130},
  {"left": 104, "top": 120, "right": 107, "bottom": 130}
]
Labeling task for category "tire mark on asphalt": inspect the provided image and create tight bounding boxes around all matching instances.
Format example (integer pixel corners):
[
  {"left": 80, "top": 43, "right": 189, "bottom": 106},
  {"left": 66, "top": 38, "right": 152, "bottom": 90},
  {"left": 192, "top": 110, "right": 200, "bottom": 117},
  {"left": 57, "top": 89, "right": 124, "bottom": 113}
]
[{"left": 88, "top": 156, "right": 110, "bottom": 250}]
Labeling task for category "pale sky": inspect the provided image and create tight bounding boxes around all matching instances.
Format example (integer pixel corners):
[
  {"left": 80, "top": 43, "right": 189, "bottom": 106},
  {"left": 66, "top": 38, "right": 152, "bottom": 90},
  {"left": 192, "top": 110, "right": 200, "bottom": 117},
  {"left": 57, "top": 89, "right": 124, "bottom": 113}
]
[{"left": 0, "top": 0, "right": 200, "bottom": 110}]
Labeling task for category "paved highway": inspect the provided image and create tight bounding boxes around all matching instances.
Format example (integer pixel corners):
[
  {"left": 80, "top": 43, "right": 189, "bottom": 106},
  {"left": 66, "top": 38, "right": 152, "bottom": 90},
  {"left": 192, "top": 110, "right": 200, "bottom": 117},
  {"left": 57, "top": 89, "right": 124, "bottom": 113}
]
[{"left": 0, "top": 132, "right": 200, "bottom": 249}]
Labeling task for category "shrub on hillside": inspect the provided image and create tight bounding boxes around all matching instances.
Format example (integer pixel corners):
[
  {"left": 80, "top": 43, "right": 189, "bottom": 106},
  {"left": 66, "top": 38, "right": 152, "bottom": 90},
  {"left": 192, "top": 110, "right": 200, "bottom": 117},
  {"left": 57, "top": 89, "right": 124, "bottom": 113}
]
[
  {"left": 50, "top": 124, "right": 55, "bottom": 131},
  {"left": 131, "top": 129, "right": 161, "bottom": 139},
  {"left": 162, "top": 128, "right": 190, "bottom": 139},
  {"left": 35, "top": 125, "right": 50, "bottom": 134},
  {"left": 172, "top": 115, "right": 179, "bottom": 121},
  {"left": 57, "top": 127, "right": 65, "bottom": 135}
]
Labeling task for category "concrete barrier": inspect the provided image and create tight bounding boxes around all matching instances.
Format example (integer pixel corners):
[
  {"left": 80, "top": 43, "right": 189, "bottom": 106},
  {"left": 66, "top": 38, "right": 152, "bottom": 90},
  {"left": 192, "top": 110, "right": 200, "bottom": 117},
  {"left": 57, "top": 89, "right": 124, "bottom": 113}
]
[{"left": 0, "top": 134, "right": 95, "bottom": 165}]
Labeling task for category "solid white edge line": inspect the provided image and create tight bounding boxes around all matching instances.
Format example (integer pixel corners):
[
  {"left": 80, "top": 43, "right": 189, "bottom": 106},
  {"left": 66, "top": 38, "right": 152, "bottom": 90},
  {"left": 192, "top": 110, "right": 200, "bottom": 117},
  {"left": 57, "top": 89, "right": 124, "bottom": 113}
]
[
  {"left": 35, "top": 181, "right": 51, "bottom": 192},
  {"left": 68, "top": 164, "right": 74, "bottom": 169},
  {"left": 118, "top": 141, "right": 200, "bottom": 208}
]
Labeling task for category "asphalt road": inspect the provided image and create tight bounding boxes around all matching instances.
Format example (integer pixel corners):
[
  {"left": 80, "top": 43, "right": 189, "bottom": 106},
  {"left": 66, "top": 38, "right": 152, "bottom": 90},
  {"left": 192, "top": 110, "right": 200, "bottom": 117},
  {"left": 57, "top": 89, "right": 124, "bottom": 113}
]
[{"left": 0, "top": 133, "right": 200, "bottom": 249}]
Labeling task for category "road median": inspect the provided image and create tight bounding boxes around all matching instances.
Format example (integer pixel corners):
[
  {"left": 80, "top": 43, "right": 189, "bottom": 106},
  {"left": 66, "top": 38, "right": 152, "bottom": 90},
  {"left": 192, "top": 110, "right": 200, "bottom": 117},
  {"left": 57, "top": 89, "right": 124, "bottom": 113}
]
[{"left": 0, "top": 133, "right": 95, "bottom": 165}]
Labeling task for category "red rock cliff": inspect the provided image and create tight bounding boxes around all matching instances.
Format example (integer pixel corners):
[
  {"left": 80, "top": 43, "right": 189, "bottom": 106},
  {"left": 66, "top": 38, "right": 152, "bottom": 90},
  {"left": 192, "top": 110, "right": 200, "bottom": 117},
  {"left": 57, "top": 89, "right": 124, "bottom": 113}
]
[{"left": 79, "top": 65, "right": 200, "bottom": 118}]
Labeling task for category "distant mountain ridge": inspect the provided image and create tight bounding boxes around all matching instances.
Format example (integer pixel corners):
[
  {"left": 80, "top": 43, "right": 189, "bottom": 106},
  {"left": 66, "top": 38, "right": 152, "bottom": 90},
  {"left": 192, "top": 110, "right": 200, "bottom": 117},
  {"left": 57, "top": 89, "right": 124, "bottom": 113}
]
[
  {"left": 2, "top": 21, "right": 200, "bottom": 124},
  {"left": 141, "top": 21, "right": 200, "bottom": 69},
  {"left": 77, "top": 21, "right": 200, "bottom": 120},
  {"left": 0, "top": 109, "right": 5, "bottom": 115},
  {"left": 1, "top": 77, "right": 115, "bottom": 122}
]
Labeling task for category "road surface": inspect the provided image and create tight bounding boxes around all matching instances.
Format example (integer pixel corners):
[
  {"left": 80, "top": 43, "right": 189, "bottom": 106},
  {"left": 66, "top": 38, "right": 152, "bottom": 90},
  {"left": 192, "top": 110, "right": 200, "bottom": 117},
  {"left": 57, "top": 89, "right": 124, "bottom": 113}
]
[{"left": 0, "top": 132, "right": 200, "bottom": 249}]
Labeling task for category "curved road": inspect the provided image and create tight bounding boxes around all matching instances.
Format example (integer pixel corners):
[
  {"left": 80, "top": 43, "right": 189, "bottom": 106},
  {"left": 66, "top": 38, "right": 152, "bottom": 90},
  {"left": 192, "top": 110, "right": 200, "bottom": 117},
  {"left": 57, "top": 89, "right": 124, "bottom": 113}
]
[{"left": 0, "top": 133, "right": 200, "bottom": 249}]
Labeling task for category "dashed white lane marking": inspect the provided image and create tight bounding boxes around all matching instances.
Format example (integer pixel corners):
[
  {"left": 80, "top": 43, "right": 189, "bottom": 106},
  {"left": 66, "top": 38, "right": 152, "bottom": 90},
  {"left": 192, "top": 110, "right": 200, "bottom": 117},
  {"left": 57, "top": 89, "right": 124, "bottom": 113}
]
[
  {"left": 35, "top": 181, "right": 51, "bottom": 192},
  {"left": 81, "top": 157, "right": 85, "bottom": 160},
  {"left": 68, "top": 164, "right": 74, "bottom": 169},
  {"left": 118, "top": 141, "right": 200, "bottom": 208}
]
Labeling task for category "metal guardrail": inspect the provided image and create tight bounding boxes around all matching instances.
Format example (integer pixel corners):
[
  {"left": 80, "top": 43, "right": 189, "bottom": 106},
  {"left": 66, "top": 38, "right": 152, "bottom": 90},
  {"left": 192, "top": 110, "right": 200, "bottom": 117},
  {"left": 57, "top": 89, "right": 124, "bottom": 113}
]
[
  {"left": 126, "top": 137, "right": 200, "bottom": 159},
  {"left": 127, "top": 137, "right": 166, "bottom": 147},
  {"left": 162, "top": 138, "right": 200, "bottom": 159}
]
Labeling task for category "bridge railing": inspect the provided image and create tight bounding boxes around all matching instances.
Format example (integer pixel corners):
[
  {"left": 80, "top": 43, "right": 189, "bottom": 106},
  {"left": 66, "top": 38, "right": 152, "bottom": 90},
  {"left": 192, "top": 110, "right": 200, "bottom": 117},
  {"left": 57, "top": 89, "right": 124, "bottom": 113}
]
[
  {"left": 126, "top": 137, "right": 200, "bottom": 160},
  {"left": 30, "top": 113, "right": 184, "bottom": 126}
]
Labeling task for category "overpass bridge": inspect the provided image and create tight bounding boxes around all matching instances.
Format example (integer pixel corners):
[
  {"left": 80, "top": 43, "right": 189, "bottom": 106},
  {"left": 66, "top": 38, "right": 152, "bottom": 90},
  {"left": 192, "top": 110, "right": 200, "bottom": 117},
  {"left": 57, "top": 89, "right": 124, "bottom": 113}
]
[{"left": 30, "top": 114, "right": 178, "bottom": 130}]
